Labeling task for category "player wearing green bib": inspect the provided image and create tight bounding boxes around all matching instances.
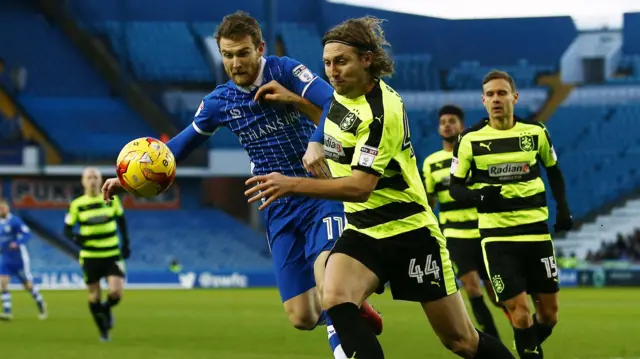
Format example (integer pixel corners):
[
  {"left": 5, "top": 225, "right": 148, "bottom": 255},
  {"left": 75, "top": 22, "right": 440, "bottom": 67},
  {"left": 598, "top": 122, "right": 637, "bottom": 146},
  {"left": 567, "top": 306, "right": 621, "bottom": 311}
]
[
  {"left": 64, "top": 167, "right": 131, "bottom": 342},
  {"left": 450, "top": 70, "right": 573, "bottom": 359},
  {"left": 245, "top": 17, "right": 514, "bottom": 359},
  {"left": 422, "top": 105, "right": 502, "bottom": 341}
]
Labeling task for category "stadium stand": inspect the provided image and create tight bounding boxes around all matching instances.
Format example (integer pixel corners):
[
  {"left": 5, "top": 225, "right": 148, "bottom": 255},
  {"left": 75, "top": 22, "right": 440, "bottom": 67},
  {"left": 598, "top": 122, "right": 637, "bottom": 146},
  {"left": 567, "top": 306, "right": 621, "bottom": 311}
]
[
  {"left": 0, "top": 1, "right": 159, "bottom": 162},
  {"left": 22, "top": 209, "right": 271, "bottom": 271},
  {"left": 95, "top": 21, "right": 213, "bottom": 83},
  {"left": 0, "top": 8, "right": 109, "bottom": 96},
  {"left": 19, "top": 96, "right": 156, "bottom": 160},
  {"left": 25, "top": 234, "right": 78, "bottom": 272}
]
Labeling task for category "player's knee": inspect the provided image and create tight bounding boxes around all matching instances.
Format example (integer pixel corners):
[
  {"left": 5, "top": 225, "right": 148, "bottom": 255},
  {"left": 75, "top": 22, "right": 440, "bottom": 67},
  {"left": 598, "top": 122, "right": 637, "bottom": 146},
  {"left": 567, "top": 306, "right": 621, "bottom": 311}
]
[
  {"left": 108, "top": 290, "right": 122, "bottom": 301},
  {"left": 460, "top": 273, "right": 482, "bottom": 297},
  {"left": 507, "top": 301, "right": 532, "bottom": 328},
  {"left": 536, "top": 304, "right": 559, "bottom": 326},
  {"left": 88, "top": 293, "right": 100, "bottom": 303},
  {"left": 440, "top": 325, "right": 479, "bottom": 359},
  {"left": 321, "top": 289, "right": 349, "bottom": 311},
  {"left": 287, "top": 311, "right": 318, "bottom": 330}
]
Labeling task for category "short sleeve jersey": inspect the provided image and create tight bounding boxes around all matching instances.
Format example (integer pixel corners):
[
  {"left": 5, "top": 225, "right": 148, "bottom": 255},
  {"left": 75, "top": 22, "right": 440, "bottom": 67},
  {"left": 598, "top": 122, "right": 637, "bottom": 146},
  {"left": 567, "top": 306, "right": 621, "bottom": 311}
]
[
  {"left": 66, "top": 195, "right": 124, "bottom": 259},
  {"left": 323, "top": 80, "right": 444, "bottom": 243},
  {"left": 451, "top": 118, "right": 557, "bottom": 240}
]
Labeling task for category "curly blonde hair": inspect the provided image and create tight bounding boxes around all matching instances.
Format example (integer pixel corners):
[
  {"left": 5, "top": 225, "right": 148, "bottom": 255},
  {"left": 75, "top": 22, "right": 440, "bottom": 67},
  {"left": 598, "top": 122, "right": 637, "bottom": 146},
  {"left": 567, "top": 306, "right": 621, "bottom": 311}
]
[{"left": 322, "top": 16, "right": 394, "bottom": 78}]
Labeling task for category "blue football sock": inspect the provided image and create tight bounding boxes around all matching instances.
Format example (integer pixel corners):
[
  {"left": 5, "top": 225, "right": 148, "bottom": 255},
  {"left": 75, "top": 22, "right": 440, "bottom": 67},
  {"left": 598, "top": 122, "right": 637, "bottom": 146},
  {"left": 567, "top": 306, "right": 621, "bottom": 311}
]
[
  {"left": 326, "top": 315, "right": 348, "bottom": 359},
  {"left": 316, "top": 310, "right": 328, "bottom": 327},
  {"left": 1, "top": 291, "right": 11, "bottom": 314}
]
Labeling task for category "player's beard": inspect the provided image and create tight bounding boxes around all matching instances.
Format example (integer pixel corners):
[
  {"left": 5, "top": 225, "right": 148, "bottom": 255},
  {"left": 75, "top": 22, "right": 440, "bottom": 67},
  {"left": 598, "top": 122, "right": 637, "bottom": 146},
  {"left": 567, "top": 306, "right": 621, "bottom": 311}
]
[
  {"left": 442, "top": 134, "right": 458, "bottom": 144},
  {"left": 230, "top": 59, "right": 260, "bottom": 87}
]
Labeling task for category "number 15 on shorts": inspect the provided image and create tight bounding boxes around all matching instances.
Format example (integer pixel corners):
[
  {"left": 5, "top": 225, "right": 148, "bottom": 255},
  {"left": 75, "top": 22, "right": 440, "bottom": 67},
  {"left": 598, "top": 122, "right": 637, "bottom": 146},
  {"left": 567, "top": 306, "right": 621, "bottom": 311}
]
[{"left": 409, "top": 255, "right": 440, "bottom": 283}]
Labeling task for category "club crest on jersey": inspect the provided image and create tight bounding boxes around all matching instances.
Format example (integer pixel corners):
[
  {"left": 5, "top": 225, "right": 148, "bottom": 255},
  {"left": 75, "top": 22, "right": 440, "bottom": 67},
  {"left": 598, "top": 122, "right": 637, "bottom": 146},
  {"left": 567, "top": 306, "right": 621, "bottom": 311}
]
[
  {"left": 492, "top": 275, "right": 505, "bottom": 294},
  {"left": 340, "top": 112, "right": 357, "bottom": 131},
  {"left": 292, "top": 64, "right": 314, "bottom": 83},
  {"left": 229, "top": 108, "right": 242, "bottom": 120},
  {"left": 519, "top": 134, "right": 534, "bottom": 152}
]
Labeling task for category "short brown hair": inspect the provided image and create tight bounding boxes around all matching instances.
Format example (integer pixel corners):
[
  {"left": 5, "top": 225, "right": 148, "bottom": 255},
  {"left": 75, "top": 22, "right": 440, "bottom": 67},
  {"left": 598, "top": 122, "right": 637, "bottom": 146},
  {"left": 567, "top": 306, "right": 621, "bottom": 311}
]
[
  {"left": 322, "top": 16, "right": 394, "bottom": 78},
  {"left": 482, "top": 70, "right": 517, "bottom": 92},
  {"left": 214, "top": 11, "right": 262, "bottom": 48}
]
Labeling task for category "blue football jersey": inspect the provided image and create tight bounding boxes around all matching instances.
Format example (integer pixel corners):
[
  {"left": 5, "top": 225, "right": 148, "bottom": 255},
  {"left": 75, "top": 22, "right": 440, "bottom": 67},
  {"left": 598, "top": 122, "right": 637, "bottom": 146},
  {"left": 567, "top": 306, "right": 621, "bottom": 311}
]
[
  {"left": 192, "top": 55, "right": 333, "bottom": 177},
  {"left": 0, "top": 214, "right": 30, "bottom": 264}
]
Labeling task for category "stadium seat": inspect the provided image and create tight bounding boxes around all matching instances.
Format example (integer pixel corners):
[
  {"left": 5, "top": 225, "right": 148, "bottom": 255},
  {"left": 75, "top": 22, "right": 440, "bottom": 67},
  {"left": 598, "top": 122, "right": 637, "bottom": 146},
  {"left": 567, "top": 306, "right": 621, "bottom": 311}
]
[
  {"left": 18, "top": 96, "right": 157, "bottom": 160},
  {"left": 0, "top": 7, "right": 110, "bottom": 96},
  {"left": 23, "top": 209, "right": 272, "bottom": 272},
  {"left": 96, "top": 21, "right": 213, "bottom": 83}
]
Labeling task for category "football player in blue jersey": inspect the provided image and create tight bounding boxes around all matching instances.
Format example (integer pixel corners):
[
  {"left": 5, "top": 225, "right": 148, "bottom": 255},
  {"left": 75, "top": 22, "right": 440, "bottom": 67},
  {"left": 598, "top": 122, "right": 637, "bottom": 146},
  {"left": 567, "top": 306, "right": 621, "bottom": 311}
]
[
  {"left": 0, "top": 198, "right": 47, "bottom": 321},
  {"left": 102, "top": 11, "right": 381, "bottom": 358}
]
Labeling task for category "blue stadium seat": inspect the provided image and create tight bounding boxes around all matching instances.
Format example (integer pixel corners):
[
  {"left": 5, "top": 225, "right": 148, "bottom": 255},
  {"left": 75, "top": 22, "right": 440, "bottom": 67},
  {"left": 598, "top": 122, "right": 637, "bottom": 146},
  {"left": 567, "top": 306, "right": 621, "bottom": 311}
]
[
  {"left": 19, "top": 96, "right": 156, "bottom": 160},
  {"left": 97, "top": 21, "right": 213, "bottom": 82},
  {"left": 386, "top": 54, "right": 439, "bottom": 91},
  {"left": 23, "top": 209, "right": 271, "bottom": 272},
  {"left": 24, "top": 235, "right": 78, "bottom": 272},
  {"left": 0, "top": 7, "right": 110, "bottom": 96},
  {"left": 446, "top": 60, "right": 554, "bottom": 90},
  {"left": 191, "top": 22, "right": 219, "bottom": 38},
  {"left": 545, "top": 100, "right": 640, "bottom": 219},
  {"left": 278, "top": 22, "right": 323, "bottom": 76}
]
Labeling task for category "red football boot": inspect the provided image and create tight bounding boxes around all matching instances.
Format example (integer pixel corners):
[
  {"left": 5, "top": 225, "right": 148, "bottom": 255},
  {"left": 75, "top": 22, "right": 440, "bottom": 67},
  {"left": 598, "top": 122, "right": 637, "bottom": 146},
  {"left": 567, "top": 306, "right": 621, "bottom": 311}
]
[{"left": 359, "top": 300, "right": 383, "bottom": 335}]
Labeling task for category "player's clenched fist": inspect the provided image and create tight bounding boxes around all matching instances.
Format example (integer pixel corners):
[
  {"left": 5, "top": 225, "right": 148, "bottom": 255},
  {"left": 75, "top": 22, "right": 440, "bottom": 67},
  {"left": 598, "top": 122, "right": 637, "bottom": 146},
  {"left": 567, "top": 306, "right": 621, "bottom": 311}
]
[
  {"left": 303, "top": 142, "right": 332, "bottom": 179},
  {"left": 245, "top": 172, "right": 298, "bottom": 210},
  {"left": 102, "top": 178, "right": 125, "bottom": 203}
]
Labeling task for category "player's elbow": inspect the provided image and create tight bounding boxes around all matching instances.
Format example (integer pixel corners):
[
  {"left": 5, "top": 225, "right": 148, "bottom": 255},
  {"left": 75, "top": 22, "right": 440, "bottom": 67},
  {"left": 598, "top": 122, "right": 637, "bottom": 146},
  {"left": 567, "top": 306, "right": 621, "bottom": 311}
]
[
  {"left": 348, "top": 182, "right": 375, "bottom": 202},
  {"left": 347, "top": 171, "right": 378, "bottom": 202},
  {"left": 350, "top": 189, "right": 372, "bottom": 203}
]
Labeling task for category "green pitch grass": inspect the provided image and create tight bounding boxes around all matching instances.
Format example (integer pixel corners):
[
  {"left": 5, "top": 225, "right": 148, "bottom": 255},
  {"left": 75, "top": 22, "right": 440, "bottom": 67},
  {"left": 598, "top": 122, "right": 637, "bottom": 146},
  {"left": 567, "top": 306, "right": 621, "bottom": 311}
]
[{"left": 0, "top": 288, "right": 638, "bottom": 359}]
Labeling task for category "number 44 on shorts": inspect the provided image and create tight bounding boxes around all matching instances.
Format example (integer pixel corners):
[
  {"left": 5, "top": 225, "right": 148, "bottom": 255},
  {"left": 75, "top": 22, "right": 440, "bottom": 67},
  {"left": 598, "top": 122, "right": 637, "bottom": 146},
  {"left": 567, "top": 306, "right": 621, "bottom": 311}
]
[{"left": 408, "top": 255, "right": 440, "bottom": 283}]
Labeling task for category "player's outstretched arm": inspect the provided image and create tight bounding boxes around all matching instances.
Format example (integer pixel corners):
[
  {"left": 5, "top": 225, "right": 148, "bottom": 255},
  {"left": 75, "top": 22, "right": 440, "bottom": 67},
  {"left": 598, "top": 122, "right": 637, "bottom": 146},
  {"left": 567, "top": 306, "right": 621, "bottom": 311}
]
[
  {"left": 245, "top": 169, "right": 377, "bottom": 210},
  {"left": 104, "top": 97, "right": 219, "bottom": 202}
]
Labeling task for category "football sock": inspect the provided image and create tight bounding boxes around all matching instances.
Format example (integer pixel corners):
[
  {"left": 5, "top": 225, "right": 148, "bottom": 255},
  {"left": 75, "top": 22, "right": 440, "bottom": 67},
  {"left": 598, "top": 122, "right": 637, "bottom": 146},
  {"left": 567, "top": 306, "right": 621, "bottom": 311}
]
[
  {"left": 1, "top": 291, "right": 11, "bottom": 314},
  {"left": 327, "top": 302, "right": 384, "bottom": 359},
  {"left": 30, "top": 286, "right": 45, "bottom": 313},
  {"left": 89, "top": 300, "right": 107, "bottom": 333},
  {"left": 469, "top": 295, "right": 500, "bottom": 340},
  {"left": 473, "top": 329, "right": 516, "bottom": 359},
  {"left": 326, "top": 316, "right": 348, "bottom": 359},
  {"left": 316, "top": 309, "right": 328, "bottom": 327},
  {"left": 514, "top": 326, "right": 543, "bottom": 359},
  {"left": 532, "top": 314, "right": 555, "bottom": 344}
]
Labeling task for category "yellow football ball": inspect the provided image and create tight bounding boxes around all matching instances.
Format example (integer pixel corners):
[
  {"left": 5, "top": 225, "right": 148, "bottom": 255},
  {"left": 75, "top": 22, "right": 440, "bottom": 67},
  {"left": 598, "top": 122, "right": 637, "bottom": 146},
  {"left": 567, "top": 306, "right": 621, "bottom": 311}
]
[{"left": 116, "top": 137, "right": 176, "bottom": 198}]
